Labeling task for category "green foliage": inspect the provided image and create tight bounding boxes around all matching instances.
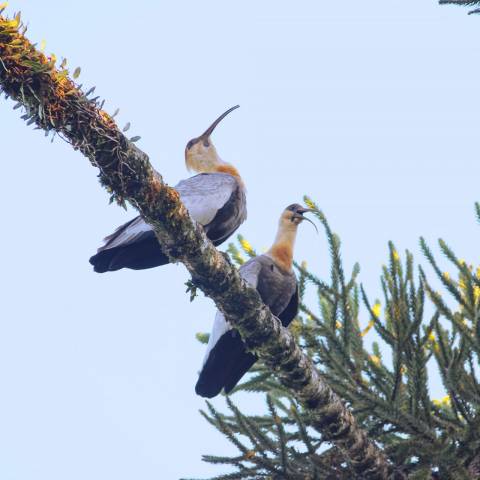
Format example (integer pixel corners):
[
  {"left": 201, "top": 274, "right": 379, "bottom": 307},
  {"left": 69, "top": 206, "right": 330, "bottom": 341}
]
[
  {"left": 0, "top": 9, "right": 142, "bottom": 210},
  {"left": 193, "top": 200, "right": 480, "bottom": 479}
]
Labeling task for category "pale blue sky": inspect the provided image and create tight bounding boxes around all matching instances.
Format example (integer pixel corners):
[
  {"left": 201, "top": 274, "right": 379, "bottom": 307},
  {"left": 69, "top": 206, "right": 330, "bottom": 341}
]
[{"left": 1, "top": 1, "right": 479, "bottom": 479}]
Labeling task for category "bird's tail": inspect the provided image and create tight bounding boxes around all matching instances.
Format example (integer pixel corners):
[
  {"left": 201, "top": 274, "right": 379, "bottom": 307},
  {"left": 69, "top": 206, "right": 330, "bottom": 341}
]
[
  {"left": 195, "top": 331, "right": 257, "bottom": 398},
  {"left": 89, "top": 239, "right": 170, "bottom": 273},
  {"left": 223, "top": 354, "right": 257, "bottom": 394}
]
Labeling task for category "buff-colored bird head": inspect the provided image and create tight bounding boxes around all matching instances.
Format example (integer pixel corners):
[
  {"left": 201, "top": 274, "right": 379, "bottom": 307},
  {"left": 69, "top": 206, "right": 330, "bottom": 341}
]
[{"left": 185, "top": 105, "right": 240, "bottom": 175}]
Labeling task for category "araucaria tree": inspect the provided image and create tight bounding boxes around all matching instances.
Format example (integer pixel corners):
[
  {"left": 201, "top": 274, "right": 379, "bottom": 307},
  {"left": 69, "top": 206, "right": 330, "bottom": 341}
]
[
  {"left": 0, "top": 3, "right": 479, "bottom": 479},
  {"left": 193, "top": 203, "right": 480, "bottom": 479}
]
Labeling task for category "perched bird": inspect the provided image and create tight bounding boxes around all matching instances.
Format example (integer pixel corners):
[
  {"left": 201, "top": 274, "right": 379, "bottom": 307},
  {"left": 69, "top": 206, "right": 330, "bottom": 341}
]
[
  {"left": 195, "top": 204, "right": 316, "bottom": 398},
  {"left": 89, "top": 105, "right": 246, "bottom": 273}
]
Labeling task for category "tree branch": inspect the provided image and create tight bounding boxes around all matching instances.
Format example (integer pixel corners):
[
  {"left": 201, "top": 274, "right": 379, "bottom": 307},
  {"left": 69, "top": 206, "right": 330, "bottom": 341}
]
[{"left": 0, "top": 10, "right": 400, "bottom": 479}]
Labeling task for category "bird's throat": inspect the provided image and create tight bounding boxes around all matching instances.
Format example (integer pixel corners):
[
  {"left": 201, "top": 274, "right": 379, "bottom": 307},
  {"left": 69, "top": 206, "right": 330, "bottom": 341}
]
[
  {"left": 214, "top": 163, "right": 241, "bottom": 179},
  {"left": 268, "top": 224, "right": 298, "bottom": 271},
  {"left": 269, "top": 243, "right": 293, "bottom": 271}
]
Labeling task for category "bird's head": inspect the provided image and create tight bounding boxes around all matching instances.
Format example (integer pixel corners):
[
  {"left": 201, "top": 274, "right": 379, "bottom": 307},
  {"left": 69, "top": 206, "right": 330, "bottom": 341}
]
[
  {"left": 185, "top": 105, "right": 240, "bottom": 174},
  {"left": 281, "top": 204, "right": 317, "bottom": 231},
  {"left": 268, "top": 204, "right": 317, "bottom": 271}
]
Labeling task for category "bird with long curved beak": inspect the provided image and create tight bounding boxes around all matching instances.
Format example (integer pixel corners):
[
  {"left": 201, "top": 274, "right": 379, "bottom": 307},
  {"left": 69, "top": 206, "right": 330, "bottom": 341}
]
[
  {"left": 196, "top": 203, "right": 315, "bottom": 398},
  {"left": 89, "top": 106, "right": 246, "bottom": 273}
]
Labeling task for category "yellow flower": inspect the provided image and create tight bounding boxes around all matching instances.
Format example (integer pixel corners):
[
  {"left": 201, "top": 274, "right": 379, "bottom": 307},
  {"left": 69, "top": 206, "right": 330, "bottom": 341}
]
[
  {"left": 372, "top": 302, "right": 381, "bottom": 318},
  {"left": 392, "top": 250, "right": 400, "bottom": 261},
  {"left": 5, "top": 17, "right": 18, "bottom": 28},
  {"left": 426, "top": 332, "right": 440, "bottom": 353},
  {"left": 474, "top": 286, "right": 480, "bottom": 302},
  {"left": 361, "top": 319, "right": 375, "bottom": 337},
  {"left": 433, "top": 395, "right": 451, "bottom": 408},
  {"left": 304, "top": 198, "right": 316, "bottom": 210},
  {"left": 336, "top": 320, "right": 342, "bottom": 329},
  {"left": 239, "top": 238, "right": 253, "bottom": 254},
  {"left": 400, "top": 365, "right": 407, "bottom": 375},
  {"left": 0, "top": 3, "right": 9, "bottom": 10},
  {"left": 476, "top": 267, "right": 480, "bottom": 279},
  {"left": 40, "top": 39, "right": 46, "bottom": 52},
  {"left": 369, "top": 354, "right": 381, "bottom": 366},
  {"left": 443, "top": 272, "right": 450, "bottom": 281},
  {"left": 459, "top": 279, "right": 466, "bottom": 291}
]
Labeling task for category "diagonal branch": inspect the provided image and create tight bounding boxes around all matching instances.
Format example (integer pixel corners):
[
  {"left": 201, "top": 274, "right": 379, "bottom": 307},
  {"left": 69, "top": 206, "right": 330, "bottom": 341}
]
[{"left": 0, "top": 10, "right": 401, "bottom": 479}]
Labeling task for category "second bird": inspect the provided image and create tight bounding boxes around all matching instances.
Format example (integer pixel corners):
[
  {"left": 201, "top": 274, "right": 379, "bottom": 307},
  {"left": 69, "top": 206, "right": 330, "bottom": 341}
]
[
  {"left": 89, "top": 105, "right": 246, "bottom": 273},
  {"left": 195, "top": 204, "right": 315, "bottom": 398}
]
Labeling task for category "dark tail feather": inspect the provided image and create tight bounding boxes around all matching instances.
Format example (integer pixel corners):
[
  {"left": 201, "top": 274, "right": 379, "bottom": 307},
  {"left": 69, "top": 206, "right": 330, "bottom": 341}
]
[
  {"left": 89, "top": 249, "right": 121, "bottom": 273},
  {"left": 223, "top": 353, "right": 257, "bottom": 394},
  {"left": 195, "top": 370, "right": 225, "bottom": 399},
  {"left": 89, "top": 238, "right": 169, "bottom": 273},
  {"left": 195, "top": 332, "right": 256, "bottom": 398},
  {"left": 195, "top": 335, "right": 238, "bottom": 398}
]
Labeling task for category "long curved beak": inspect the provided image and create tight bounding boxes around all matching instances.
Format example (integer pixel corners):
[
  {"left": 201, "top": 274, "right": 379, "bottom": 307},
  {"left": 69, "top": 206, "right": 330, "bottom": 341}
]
[
  {"left": 301, "top": 216, "right": 318, "bottom": 233},
  {"left": 200, "top": 105, "right": 240, "bottom": 139},
  {"left": 294, "top": 208, "right": 318, "bottom": 233}
]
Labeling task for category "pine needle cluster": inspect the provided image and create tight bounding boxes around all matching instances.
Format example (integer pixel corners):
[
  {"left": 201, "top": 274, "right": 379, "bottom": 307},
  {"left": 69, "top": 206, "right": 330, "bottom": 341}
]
[
  {"left": 191, "top": 199, "right": 480, "bottom": 480},
  {"left": 439, "top": 1, "right": 480, "bottom": 15}
]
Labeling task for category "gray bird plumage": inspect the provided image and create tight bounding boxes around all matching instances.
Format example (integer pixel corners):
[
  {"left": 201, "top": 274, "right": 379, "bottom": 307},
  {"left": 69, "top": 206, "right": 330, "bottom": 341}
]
[{"left": 89, "top": 172, "right": 246, "bottom": 272}]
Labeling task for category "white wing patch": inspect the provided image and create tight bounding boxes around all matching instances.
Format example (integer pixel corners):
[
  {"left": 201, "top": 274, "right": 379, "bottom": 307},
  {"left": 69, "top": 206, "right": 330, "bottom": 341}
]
[
  {"left": 239, "top": 258, "right": 262, "bottom": 289},
  {"left": 202, "top": 311, "right": 231, "bottom": 367},
  {"left": 201, "top": 257, "right": 263, "bottom": 366},
  {"left": 176, "top": 173, "right": 237, "bottom": 226}
]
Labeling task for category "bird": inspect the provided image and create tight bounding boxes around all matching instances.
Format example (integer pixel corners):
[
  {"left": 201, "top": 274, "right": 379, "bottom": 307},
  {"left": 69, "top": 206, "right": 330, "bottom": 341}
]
[
  {"left": 89, "top": 105, "right": 246, "bottom": 273},
  {"left": 195, "top": 203, "right": 316, "bottom": 398}
]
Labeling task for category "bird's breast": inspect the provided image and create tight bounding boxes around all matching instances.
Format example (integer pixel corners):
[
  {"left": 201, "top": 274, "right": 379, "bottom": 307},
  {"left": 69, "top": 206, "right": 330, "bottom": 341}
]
[{"left": 256, "top": 258, "right": 296, "bottom": 316}]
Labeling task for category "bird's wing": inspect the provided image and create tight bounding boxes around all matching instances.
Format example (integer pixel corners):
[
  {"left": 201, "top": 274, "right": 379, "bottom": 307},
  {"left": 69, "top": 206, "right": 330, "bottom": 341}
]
[
  {"left": 222, "top": 284, "right": 298, "bottom": 396},
  {"left": 95, "top": 173, "right": 239, "bottom": 253},
  {"left": 278, "top": 285, "right": 299, "bottom": 327},
  {"left": 201, "top": 257, "right": 262, "bottom": 366},
  {"left": 176, "top": 173, "right": 238, "bottom": 226},
  {"left": 97, "top": 216, "right": 153, "bottom": 252},
  {"left": 238, "top": 257, "right": 263, "bottom": 289}
]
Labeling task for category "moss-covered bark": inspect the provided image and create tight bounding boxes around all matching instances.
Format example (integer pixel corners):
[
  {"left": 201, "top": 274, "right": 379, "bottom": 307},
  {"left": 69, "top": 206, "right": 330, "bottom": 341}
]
[{"left": 0, "top": 10, "right": 399, "bottom": 479}]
